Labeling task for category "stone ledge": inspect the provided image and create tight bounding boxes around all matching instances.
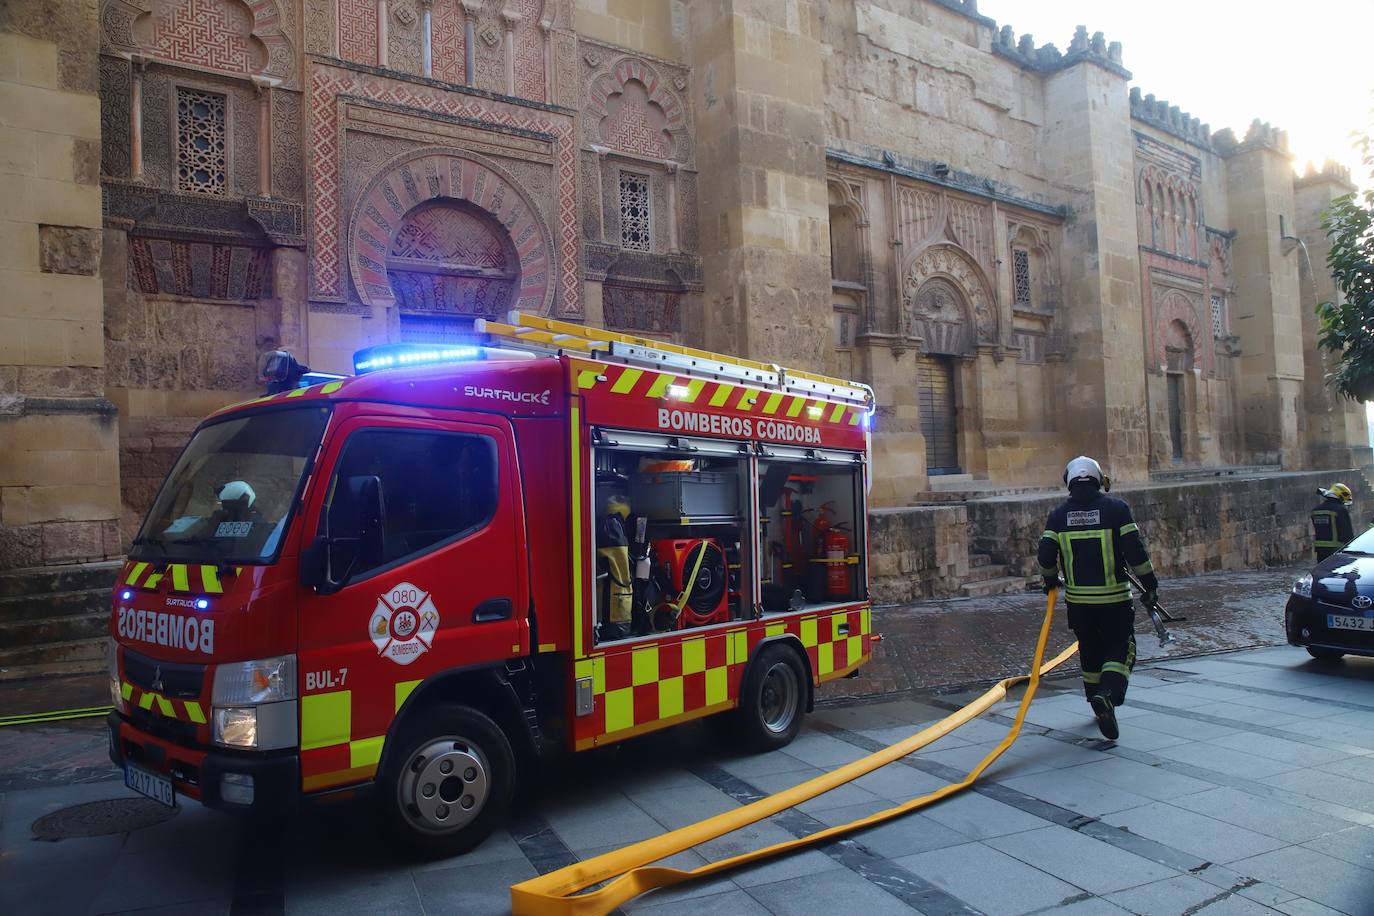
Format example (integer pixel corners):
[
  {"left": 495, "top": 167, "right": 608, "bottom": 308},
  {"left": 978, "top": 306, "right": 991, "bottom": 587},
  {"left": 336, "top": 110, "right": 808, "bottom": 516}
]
[{"left": 0, "top": 396, "right": 118, "bottom": 417}]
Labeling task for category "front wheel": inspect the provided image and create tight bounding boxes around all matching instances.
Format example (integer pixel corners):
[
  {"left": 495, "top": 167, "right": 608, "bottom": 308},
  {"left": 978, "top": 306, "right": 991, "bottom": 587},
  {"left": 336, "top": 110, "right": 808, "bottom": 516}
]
[
  {"left": 380, "top": 704, "right": 515, "bottom": 857},
  {"left": 735, "top": 643, "right": 807, "bottom": 751},
  {"left": 1307, "top": 647, "right": 1345, "bottom": 662}
]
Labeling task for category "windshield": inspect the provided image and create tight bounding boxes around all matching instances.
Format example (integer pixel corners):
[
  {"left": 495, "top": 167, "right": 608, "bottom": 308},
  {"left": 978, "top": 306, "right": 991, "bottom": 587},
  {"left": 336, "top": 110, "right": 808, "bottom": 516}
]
[
  {"left": 1343, "top": 527, "right": 1374, "bottom": 555},
  {"left": 133, "top": 407, "right": 331, "bottom": 564}
]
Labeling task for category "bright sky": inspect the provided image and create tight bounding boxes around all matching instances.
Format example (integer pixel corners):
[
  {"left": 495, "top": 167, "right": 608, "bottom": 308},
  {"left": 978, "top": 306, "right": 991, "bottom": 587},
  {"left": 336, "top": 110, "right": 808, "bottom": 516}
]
[{"left": 978, "top": 1, "right": 1374, "bottom": 189}]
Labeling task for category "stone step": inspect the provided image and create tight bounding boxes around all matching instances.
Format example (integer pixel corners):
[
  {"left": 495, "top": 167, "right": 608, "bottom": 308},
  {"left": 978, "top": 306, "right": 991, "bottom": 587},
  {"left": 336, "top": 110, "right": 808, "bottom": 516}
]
[
  {"left": 0, "top": 561, "right": 123, "bottom": 599},
  {"left": 0, "top": 613, "right": 109, "bottom": 650},
  {"left": 969, "top": 553, "right": 992, "bottom": 568},
  {"left": 959, "top": 576, "right": 1033, "bottom": 598},
  {"left": 963, "top": 563, "right": 1008, "bottom": 584},
  {"left": 0, "top": 637, "right": 107, "bottom": 681},
  {"left": 0, "top": 588, "right": 110, "bottom": 623}
]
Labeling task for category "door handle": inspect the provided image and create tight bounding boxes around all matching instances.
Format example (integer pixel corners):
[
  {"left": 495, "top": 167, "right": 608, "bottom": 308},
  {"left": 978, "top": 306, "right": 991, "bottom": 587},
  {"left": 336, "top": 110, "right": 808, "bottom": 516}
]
[{"left": 472, "top": 598, "right": 513, "bottom": 623}]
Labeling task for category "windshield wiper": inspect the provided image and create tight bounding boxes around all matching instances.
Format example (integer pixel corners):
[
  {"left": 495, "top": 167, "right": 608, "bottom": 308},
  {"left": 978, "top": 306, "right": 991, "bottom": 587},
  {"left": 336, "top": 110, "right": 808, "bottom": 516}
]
[
  {"left": 168, "top": 536, "right": 239, "bottom": 579},
  {"left": 129, "top": 535, "right": 171, "bottom": 564}
]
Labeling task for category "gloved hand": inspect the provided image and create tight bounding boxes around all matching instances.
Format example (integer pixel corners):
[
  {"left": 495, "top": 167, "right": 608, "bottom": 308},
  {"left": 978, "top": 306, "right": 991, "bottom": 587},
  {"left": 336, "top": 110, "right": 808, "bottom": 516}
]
[
  {"left": 1144, "top": 590, "right": 1159, "bottom": 611},
  {"left": 1042, "top": 576, "right": 1059, "bottom": 595}
]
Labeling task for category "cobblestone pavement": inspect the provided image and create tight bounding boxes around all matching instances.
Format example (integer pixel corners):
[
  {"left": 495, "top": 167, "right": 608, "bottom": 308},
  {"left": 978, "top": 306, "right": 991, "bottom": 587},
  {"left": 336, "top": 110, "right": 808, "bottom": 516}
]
[{"left": 819, "top": 565, "right": 1302, "bottom": 702}]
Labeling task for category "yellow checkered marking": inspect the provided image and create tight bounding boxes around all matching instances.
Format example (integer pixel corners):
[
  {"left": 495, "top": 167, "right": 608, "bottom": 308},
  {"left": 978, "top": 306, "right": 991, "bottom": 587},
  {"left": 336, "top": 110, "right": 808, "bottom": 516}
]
[{"left": 302, "top": 690, "right": 351, "bottom": 750}]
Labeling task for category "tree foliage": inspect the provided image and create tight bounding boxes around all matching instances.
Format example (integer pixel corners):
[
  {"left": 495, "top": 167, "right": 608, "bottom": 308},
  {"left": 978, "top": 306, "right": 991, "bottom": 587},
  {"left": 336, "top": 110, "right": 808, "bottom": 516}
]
[{"left": 1317, "top": 138, "right": 1374, "bottom": 401}]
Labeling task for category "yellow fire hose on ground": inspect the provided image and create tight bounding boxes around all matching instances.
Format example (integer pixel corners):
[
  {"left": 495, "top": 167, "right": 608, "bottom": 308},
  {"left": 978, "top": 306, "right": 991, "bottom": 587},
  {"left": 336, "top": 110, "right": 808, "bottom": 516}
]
[{"left": 511, "top": 590, "right": 1078, "bottom": 915}]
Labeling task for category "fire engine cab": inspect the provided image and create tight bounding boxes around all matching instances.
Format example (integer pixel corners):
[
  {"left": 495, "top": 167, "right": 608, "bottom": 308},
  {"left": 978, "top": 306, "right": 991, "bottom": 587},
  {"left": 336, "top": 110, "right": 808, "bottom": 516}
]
[{"left": 107, "top": 312, "right": 876, "bottom": 854}]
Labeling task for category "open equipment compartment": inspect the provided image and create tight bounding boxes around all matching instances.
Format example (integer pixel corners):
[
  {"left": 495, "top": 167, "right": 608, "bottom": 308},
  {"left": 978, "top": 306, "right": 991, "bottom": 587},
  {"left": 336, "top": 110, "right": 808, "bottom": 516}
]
[
  {"left": 590, "top": 430, "right": 756, "bottom": 645},
  {"left": 757, "top": 444, "right": 867, "bottom": 614}
]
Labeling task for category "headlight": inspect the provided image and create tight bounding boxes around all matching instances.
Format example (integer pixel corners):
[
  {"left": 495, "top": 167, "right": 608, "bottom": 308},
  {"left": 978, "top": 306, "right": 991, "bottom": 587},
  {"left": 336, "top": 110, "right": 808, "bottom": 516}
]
[
  {"left": 212, "top": 700, "right": 297, "bottom": 750},
  {"left": 1293, "top": 574, "right": 1313, "bottom": 599},
  {"left": 107, "top": 638, "right": 127, "bottom": 714},
  {"left": 212, "top": 655, "right": 297, "bottom": 705},
  {"left": 214, "top": 707, "right": 258, "bottom": 748}
]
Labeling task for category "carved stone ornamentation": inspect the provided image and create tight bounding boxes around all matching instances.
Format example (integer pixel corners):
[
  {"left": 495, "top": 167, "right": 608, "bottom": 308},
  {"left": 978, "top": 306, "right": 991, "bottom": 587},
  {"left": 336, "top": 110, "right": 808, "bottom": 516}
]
[
  {"left": 347, "top": 148, "right": 557, "bottom": 316},
  {"left": 901, "top": 243, "right": 997, "bottom": 350},
  {"left": 270, "top": 90, "right": 303, "bottom": 200},
  {"left": 584, "top": 53, "right": 691, "bottom": 165},
  {"left": 100, "top": 0, "right": 296, "bottom": 87}
]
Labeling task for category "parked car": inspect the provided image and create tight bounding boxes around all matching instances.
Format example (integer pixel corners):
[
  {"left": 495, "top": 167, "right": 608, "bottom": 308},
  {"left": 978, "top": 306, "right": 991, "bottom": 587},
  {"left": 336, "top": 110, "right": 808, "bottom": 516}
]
[{"left": 1286, "top": 527, "right": 1374, "bottom": 661}]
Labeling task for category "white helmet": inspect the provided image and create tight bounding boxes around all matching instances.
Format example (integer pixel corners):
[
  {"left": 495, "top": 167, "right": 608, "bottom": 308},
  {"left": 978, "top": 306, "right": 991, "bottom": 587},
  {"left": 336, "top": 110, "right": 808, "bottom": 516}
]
[
  {"left": 217, "top": 480, "right": 257, "bottom": 508},
  {"left": 1063, "top": 456, "right": 1110, "bottom": 492}
]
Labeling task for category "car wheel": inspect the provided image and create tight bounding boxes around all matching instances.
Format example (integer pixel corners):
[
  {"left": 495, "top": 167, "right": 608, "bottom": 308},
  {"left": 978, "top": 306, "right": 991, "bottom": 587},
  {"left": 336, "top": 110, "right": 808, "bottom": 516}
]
[
  {"left": 733, "top": 643, "right": 807, "bottom": 752},
  {"left": 1306, "top": 647, "right": 1345, "bottom": 662},
  {"left": 380, "top": 704, "right": 514, "bottom": 857}
]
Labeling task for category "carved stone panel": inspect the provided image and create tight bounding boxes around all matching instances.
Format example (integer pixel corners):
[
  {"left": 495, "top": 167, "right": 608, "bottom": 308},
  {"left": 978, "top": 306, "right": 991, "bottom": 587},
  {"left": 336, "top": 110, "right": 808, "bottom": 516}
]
[
  {"left": 348, "top": 148, "right": 556, "bottom": 315},
  {"left": 388, "top": 0, "right": 424, "bottom": 75},
  {"left": 338, "top": 0, "right": 379, "bottom": 66},
  {"left": 901, "top": 243, "right": 997, "bottom": 350},
  {"left": 100, "top": 55, "right": 132, "bottom": 179},
  {"left": 271, "top": 89, "right": 303, "bottom": 201},
  {"left": 603, "top": 284, "right": 681, "bottom": 335},
  {"left": 431, "top": 0, "right": 466, "bottom": 84},
  {"left": 101, "top": 0, "right": 295, "bottom": 87}
]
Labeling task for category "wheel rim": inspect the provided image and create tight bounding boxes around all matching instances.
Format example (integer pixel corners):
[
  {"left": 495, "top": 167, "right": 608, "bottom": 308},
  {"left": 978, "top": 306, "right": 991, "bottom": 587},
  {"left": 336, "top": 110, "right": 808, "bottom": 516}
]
[
  {"left": 759, "top": 661, "right": 800, "bottom": 734},
  {"left": 397, "top": 736, "right": 491, "bottom": 834}
]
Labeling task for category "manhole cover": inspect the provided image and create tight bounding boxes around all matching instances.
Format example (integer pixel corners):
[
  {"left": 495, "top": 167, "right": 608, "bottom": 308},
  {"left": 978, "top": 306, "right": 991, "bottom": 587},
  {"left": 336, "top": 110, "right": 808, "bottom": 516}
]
[{"left": 31, "top": 797, "right": 177, "bottom": 840}]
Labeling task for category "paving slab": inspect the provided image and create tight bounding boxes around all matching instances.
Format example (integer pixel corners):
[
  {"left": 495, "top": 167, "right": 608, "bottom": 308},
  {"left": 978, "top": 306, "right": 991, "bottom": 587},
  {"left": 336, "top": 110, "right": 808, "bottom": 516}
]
[
  {"left": 985, "top": 824, "right": 1178, "bottom": 895},
  {"left": 1101, "top": 802, "right": 1289, "bottom": 864},
  {"left": 892, "top": 840, "right": 1083, "bottom": 915}
]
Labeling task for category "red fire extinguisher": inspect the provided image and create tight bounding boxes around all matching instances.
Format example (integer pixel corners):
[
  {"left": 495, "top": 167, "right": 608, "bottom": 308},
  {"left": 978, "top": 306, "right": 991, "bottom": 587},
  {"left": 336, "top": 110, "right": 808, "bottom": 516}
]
[{"left": 815, "top": 503, "right": 851, "bottom": 599}]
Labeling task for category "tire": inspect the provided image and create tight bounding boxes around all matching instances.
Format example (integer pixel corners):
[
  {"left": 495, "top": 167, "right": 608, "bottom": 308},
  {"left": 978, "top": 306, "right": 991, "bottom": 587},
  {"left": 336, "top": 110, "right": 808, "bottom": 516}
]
[
  {"left": 380, "top": 704, "right": 515, "bottom": 858},
  {"left": 1307, "top": 647, "right": 1345, "bottom": 662},
  {"left": 733, "top": 643, "right": 807, "bottom": 752}
]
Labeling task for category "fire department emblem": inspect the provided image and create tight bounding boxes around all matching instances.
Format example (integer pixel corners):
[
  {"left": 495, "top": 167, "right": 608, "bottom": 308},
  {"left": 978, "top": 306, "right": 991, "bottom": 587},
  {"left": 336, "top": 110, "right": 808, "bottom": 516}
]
[{"left": 370, "top": 582, "right": 440, "bottom": 665}]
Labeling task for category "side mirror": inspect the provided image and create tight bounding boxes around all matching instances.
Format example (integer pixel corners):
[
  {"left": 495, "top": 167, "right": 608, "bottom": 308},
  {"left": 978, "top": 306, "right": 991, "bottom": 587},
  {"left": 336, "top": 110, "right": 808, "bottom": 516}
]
[{"left": 299, "top": 475, "right": 385, "bottom": 594}]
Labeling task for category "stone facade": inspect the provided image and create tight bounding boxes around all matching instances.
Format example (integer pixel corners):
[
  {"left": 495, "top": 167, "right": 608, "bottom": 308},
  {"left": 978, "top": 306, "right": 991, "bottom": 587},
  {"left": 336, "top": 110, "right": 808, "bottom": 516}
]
[
  {"left": 1, "top": 0, "right": 1370, "bottom": 570},
  {"left": 0, "top": 4, "right": 123, "bottom": 569}
]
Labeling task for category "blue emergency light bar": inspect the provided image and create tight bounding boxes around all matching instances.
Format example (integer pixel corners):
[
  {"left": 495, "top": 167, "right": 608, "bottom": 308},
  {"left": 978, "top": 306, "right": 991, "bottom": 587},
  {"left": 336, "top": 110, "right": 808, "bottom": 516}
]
[{"left": 352, "top": 343, "right": 483, "bottom": 374}]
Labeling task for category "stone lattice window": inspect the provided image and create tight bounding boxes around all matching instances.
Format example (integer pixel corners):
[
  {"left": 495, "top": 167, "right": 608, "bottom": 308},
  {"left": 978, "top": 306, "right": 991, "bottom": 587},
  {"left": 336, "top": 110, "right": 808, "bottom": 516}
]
[
  {"left": 176, "top": 87, "right": 228, "bottom": 196},
  {"left": 1012, "top": 249, "right": 1032, "bottom": 306},
  {"left": 1211, "top": 294, "right": 1225, "bottom": 338},
  {"left": 618, "top": 172, "right": 651, "bottom": 251}
]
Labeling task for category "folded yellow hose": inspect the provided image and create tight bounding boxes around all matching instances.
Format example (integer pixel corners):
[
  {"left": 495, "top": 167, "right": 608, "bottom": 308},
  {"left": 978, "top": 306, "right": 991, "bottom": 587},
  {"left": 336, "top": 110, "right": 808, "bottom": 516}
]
[{"left": 511, "top": 590, "right": 1076, "bottom": 914}]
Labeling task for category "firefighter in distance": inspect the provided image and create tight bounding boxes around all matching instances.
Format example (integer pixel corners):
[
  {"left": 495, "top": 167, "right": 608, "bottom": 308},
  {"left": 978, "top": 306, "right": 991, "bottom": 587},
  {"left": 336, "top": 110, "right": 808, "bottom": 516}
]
[
  {"left": 1038, "top": 456, "right": 1160, "bottom": 740},
  {"left": 1311, "top": 483, "right": 1355, "bottom": 561}
]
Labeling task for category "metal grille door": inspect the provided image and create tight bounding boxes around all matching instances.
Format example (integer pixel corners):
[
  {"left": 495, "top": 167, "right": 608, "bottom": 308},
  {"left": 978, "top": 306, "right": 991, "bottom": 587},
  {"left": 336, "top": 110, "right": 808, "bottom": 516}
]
[
  {"left": 1167, "top": 374, "right": 1184, "bottom": 460},
  {"left": 917, "top": 356, "right": 960, "bottom": 474}
]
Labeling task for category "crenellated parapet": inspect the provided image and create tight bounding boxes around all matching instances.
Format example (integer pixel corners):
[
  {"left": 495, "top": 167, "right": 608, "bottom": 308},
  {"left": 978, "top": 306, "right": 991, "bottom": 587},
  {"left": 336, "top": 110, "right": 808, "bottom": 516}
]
[
  {"left": 1295, "top": 159, "right": 1356, "bottom": 192},
  {"left": 1129, "top": 87, "right": 1213, "bottom": 151},
  {"left": 993, "top": 24, "right": 1129, "bottom": 78},
  {"left": 1214, "top": 118, "right": 1292, "bottom": 159}
]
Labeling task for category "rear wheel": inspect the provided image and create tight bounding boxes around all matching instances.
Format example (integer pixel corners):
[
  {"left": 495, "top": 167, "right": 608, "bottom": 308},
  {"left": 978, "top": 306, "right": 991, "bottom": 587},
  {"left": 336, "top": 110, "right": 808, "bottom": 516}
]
[
  {"left": 380, "top": 704, "right": 514, "bottom": 857},
  {"left": 734, "top": 643, "right": 806, "bottom": 751},
  {"left": 1307, "top": 647, "right": 1345, "bottom": 662}
]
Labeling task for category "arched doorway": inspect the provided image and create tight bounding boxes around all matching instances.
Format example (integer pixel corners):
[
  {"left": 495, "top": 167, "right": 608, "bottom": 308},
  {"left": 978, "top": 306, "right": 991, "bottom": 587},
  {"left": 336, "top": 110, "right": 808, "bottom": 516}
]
[
  {"left": 348, "top": 149, "right": 556, "bottom": 338},
  {"left": 911, "top": 277, "right": 969, "bottom": 475},
  {"left": 1164, "top": 319, "right": 1194, "bottom": 462},
  {"left": 387, "top": 199, "right": 520, "bottom": 322}
]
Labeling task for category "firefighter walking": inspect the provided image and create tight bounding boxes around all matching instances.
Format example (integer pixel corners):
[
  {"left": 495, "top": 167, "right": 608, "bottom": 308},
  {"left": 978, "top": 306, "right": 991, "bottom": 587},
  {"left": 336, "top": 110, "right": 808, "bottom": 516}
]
[
  {"left": 1311, "top": 483, "right": 1355, "bottom": 561},
  {"left": 1038, "top": 456, "right": 1160, "bottom": 740}
]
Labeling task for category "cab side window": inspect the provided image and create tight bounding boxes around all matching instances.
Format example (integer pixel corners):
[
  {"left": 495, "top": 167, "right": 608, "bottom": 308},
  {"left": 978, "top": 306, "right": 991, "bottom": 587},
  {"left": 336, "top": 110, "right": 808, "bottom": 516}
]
[{"left": 327, "top": 429, "right": 498, "bottom": 580}]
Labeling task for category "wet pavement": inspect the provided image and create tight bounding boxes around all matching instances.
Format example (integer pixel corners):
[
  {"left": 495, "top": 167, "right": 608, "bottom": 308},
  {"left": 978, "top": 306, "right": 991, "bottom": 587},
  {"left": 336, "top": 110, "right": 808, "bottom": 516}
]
[
  {"left": 818, "top": 565, "right": 1301, "bottom": 702},
  {"left": 1, "top": 563, "right": 1345, "bottom": 916}
]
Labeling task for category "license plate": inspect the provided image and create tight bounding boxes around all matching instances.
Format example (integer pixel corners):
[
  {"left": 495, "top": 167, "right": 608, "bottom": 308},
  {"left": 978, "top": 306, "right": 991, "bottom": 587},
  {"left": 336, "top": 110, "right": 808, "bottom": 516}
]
[
  {"left": 124, "top": 762, "right": 175, "bottom": 808},
  {"left": 1327, "top": 614, "right": 1373, "bottom": 632}
]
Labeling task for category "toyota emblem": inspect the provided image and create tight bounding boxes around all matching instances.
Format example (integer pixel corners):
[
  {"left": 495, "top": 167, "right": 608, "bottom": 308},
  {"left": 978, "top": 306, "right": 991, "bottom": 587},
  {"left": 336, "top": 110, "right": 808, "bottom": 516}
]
[{"left": 1354, "top": 595, "right": 1372, "bottom": 609}]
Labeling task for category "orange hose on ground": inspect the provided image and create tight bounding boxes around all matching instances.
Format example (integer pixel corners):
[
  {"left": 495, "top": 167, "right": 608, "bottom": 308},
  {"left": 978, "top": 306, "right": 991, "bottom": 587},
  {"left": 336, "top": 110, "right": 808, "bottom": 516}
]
[{"left": 511, "top": 590, "right": 1074, "bottom": 915}]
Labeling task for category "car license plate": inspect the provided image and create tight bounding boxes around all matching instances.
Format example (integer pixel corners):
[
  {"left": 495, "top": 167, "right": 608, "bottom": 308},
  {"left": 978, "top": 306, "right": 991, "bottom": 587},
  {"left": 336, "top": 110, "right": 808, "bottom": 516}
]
[
  {"left": 124, "top": 762, "right": 175, "bottom": 808},
  {"left": 1327, "top": 614, "right": 1373, "bottom": 632}
]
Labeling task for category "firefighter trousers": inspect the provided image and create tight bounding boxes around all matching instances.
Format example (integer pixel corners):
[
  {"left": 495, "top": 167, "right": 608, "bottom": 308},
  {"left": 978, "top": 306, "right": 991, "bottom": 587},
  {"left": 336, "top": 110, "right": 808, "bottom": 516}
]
[{"left": 1067, "top": 600, "right": 1136, "bottom": 707}]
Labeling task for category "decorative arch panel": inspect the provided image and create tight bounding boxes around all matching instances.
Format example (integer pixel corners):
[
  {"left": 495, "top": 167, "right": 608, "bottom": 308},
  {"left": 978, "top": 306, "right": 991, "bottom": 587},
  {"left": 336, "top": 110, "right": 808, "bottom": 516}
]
[
  {"left": 348, "top": 148, "right": 556, "bottom": 316},
  {"left": 901, "top": 243, "right": 998, "bottom": 352},
  {"left": 101, "top": 0, "right": 295, "bottom": 86}
]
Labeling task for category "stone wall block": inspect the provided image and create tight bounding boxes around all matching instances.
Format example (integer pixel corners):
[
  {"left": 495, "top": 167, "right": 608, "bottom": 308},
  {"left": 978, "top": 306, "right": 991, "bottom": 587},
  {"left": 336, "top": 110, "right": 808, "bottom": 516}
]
[{"left": 38, "top": 224, "right": 100, "bottom": 275}]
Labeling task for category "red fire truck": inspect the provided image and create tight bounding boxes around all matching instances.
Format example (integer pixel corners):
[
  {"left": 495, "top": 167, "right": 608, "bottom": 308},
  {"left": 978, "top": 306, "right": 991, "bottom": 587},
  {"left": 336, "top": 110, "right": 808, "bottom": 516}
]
[{"left": 107, "top": 312, "right": 876, "bottom": 853}]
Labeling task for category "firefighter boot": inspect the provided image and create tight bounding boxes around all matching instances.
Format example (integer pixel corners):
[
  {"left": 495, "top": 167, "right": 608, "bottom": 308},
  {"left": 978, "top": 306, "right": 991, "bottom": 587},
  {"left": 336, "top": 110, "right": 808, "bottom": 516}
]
[{"left": 1090, "top": 694, "right": 1119, "bottom": 740}]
